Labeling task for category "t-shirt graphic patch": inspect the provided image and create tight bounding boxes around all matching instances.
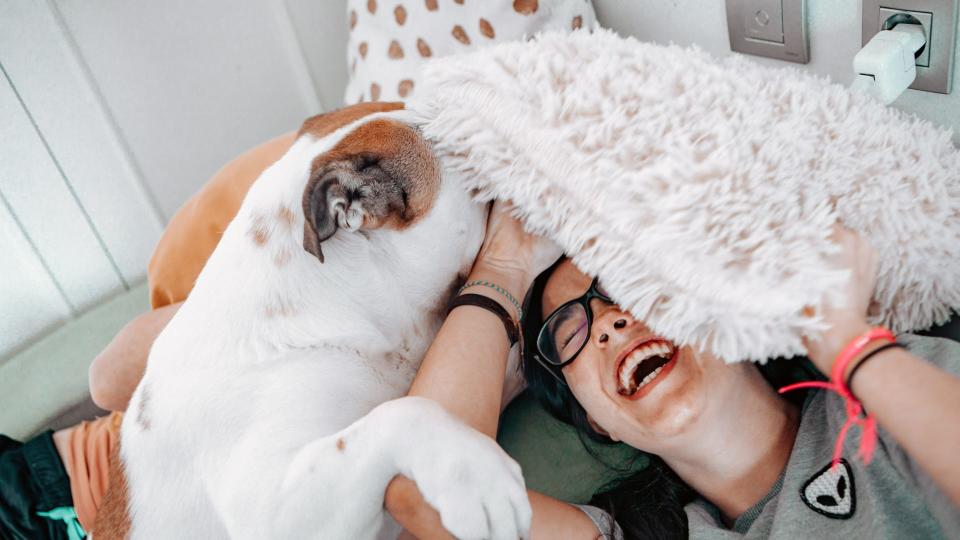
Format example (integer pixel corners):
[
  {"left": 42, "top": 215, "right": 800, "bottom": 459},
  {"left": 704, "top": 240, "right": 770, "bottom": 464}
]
[{"left": 800, "top": 459, "right": 856, "bottom": 519}]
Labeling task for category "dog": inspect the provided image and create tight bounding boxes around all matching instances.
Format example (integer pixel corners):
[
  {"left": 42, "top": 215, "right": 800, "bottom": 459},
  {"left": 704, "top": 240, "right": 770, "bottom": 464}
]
[{"left": 110, "top": 102, "right": 531, "bottom": 539}]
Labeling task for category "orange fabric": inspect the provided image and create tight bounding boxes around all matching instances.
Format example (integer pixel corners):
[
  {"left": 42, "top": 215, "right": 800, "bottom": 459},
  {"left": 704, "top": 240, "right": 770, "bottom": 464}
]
[
  {"left": 63, "top": 412, "right": 123, "bottom": 533},
  {"left": 147, "top": 131, "right": 297, "bottom": 308}
]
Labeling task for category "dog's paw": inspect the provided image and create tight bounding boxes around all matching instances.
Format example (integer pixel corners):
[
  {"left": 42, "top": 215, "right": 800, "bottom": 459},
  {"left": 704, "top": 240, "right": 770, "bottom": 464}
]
[{"left": 376, "top": 397, "right": 532, "bottom": 540}]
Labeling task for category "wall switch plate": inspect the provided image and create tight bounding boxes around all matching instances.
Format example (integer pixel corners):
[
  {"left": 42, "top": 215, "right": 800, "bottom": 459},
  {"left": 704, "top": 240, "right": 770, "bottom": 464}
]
[
  {"left": 726, "top": 0, "right": 809, "bottom": 63},
  {"left": 863, "top": 0, "right": 958, "bottom": 94}
]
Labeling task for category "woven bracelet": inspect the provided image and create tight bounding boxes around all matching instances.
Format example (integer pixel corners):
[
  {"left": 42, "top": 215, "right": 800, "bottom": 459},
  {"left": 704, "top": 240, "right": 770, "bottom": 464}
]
[{"left": 458, "top": 280, "right": 523, "bottom": 320}]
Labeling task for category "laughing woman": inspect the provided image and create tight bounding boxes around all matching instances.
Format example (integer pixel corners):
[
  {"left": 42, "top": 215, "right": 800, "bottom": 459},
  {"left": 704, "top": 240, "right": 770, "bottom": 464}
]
[{"left": 388, "top": 210, "right": 960, "bottom": 539}]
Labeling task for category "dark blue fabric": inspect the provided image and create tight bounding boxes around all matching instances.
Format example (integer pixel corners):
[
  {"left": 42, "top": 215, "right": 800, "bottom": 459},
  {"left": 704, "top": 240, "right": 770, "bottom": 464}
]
[{"left": 0, "top": 431, "right": 72, "bottom": 540}]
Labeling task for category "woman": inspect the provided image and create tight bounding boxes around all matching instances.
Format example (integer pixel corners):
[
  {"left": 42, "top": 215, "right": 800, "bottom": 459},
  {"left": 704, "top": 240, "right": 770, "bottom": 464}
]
[
  {"left": 78, "top": 125, "right": 959, "bottom": 537},
  {"left": 388, "top": 212, "right": 960, "bottom": 539}
]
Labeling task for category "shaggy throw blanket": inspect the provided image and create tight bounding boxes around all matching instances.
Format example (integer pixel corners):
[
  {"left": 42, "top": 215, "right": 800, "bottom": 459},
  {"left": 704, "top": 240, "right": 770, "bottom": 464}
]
[{"left": 410, "top": 29, "right": 960, "bottom": 362}]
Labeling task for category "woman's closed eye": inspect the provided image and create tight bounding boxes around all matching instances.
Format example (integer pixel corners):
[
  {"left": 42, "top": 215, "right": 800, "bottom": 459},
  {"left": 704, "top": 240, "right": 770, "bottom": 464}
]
[{"left": 559, "top": 319, "right": 589, "bottom": 351}]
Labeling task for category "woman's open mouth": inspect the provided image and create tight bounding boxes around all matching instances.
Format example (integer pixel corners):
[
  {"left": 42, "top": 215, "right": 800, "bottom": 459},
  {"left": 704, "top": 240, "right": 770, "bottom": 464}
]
[{"left": 616, "top": 340, "right": 678, "bottom": 397}]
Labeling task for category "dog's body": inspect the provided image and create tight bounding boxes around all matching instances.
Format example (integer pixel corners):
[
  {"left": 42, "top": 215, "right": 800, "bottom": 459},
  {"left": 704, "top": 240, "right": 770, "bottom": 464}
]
[{"left": 118, "top": 104, "right": 530, "bottom": 539}]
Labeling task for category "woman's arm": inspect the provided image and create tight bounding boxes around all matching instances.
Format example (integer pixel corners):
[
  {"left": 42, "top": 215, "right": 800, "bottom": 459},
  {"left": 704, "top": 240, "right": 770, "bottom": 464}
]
[
  {"left": 805, "top": 226, "right": 960, "bottom": 508},
  {"left": 388, "top": 480, "right": 602, "bottom": 539},
  {"left": 385, "top": 204, "right": 602, "bottom": 539},
  {"left": 89, "top": 302, "right": 182, "bottom": 411}
]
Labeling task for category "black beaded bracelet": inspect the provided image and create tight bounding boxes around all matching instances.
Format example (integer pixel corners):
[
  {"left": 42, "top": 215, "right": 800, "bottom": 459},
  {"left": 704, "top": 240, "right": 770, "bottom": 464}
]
[
  {"left": 846, "top": 342, "right": 905, "bottom": 397},
  {"left": 448, "top": 293, "right": 519, "bottom": 346}
]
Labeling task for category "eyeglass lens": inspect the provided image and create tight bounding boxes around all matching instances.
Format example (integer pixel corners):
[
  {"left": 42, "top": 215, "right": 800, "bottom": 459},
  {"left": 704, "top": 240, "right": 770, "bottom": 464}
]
[{"left": 539, "top": 302, "right": 590, "bottom": 365}]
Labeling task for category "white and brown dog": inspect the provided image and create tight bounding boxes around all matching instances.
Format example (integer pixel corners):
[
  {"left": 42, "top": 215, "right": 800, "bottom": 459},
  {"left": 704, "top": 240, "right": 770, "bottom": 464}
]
[{"left": 110, "top": 103, "right": 531, "bottom": 539}]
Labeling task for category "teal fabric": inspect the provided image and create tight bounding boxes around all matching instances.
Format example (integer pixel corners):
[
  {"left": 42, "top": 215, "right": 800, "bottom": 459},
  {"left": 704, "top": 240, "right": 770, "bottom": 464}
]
[
  {"left": 36, "top": 507, "right": 86, "bottom": 540},
  {"left": 497, "top": 391, "right": 649, "bottom": 505}
]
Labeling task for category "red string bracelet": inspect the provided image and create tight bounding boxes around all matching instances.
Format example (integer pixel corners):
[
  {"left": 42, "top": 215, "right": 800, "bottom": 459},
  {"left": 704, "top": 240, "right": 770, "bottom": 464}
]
[{"left": 779, "top": 327, "right": 895, "bottom": 468}]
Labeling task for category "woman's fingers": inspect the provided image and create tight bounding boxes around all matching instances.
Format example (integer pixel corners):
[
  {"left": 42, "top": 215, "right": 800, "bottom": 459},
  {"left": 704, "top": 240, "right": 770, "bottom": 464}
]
[
  {"left": 803, "top": 223, "right": 879, "bottom": 373},
  {"left": 475, "top": 200, "right": 563, "bottom": 284}
]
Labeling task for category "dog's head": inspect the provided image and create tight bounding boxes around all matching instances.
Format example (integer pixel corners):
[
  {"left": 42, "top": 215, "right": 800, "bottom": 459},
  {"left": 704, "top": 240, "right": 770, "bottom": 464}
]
[{"left": 297, "top": 102, "right": 441, "bottom": 263}]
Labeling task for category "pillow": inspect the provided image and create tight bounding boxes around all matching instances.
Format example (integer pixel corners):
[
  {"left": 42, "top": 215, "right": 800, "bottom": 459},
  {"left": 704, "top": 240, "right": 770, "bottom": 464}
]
[
  {"left": 410, "top": 29, "right": 960, "bottom": 362},
  {"left": 344, "top": 0, "right": 595, "bottom": 104}
]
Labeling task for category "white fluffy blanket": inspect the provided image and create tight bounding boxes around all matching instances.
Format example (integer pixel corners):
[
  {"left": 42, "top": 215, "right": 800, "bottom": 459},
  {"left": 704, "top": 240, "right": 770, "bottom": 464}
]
[{"left": 410, "top": 29, "right": 960, "bottom": 362}]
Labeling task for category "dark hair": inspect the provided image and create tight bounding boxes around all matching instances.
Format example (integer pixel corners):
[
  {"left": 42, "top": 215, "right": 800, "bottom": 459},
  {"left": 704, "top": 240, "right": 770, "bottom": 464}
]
[{"left": 520, "top": 260, "right": 695, "bottom": 539}]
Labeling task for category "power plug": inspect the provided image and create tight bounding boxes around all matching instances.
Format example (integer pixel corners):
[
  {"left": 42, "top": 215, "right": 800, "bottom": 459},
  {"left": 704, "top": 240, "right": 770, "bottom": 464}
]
[{"left": 852, "top": 24, "right": 927, "bottom": 104}]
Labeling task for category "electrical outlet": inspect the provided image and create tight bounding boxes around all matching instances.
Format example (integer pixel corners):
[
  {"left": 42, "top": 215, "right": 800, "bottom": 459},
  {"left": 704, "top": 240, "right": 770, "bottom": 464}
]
[
  {"left": 863, "top": 0, "right": 958, "bottom": 94},
  {"left": 879, "top": 7, "right": 933, "bottom": 66}
]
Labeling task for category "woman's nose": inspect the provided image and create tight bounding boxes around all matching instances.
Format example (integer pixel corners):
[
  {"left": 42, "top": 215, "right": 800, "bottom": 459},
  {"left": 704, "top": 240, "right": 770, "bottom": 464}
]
[{"left": 591, "top": 301, "right": 634, "bottom": 346}]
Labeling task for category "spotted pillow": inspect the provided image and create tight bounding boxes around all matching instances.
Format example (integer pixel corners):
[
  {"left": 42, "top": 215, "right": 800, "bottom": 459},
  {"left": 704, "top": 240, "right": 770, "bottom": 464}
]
[{"left": 345, "top": 0, "right": 596, "bottom": 104}]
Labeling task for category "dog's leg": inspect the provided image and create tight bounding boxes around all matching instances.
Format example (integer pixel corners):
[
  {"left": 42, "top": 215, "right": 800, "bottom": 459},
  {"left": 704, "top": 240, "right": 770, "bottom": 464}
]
[{"left": 271, "top": 396, "right": 531, "bottom": 540}]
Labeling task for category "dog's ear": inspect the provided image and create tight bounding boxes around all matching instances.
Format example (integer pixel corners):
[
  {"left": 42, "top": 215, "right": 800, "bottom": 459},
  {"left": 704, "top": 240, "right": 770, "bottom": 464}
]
[
  {"left": 301, "top": 118, "right": 440, "bottom": 263},
  {"left": 298, "top": 102, "right": 407, "bottom": 262},
  {"left": 301, "top": 169, "right": 344, "bottom": 263}
]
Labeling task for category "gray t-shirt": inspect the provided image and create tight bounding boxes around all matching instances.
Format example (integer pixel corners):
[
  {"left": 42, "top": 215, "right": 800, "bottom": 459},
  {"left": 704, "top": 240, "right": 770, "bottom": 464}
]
[{"left": 580, "top": 334, "right": 960, "bottom": 539}]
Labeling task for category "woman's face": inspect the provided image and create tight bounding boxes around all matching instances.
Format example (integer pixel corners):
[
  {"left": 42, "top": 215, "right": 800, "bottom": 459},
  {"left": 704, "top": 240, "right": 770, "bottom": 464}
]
[{"left": 543, "top": 260, "right": 743, "bottom": 453}]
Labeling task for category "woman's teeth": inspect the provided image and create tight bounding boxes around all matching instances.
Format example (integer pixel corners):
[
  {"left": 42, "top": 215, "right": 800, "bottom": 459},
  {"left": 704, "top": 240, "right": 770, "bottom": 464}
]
[
  {"left": 617, "top": 341, "right": 674, "bottom": 396},
  {"left": 639, "top": 365, "right": 665, "bottom": 386}
]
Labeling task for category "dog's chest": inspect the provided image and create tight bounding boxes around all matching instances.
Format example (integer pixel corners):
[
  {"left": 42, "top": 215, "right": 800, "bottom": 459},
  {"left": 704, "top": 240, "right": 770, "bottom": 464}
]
[{"left": 315, "top": 331, "right": 430, "bottom": 394}]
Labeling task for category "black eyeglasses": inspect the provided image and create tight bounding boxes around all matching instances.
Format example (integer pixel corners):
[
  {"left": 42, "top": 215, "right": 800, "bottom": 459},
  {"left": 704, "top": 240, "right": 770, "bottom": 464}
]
[{"left": 535, "top": 277, "right": 614, "bottom": 374}]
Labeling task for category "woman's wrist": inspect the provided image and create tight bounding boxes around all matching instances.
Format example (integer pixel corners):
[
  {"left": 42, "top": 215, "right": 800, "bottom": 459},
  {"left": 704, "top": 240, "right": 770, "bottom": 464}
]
[
  {"left": 466, "top": 261, "right": 534, "bottom": 317},
  {"left": 805, "top": 317, "right": 872, "bottom": 375}
]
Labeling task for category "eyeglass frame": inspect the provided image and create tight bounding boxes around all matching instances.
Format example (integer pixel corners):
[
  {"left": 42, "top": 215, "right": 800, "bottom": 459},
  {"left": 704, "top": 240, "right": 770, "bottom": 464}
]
[{"left": 532, "top": 277, "right": 614, "bottom": 382}]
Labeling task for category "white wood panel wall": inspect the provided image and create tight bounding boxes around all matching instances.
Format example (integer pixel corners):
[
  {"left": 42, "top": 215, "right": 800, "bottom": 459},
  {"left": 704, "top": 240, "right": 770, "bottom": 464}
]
[{"left": 0, "top": 0, "right": 348, "bottom": 363}]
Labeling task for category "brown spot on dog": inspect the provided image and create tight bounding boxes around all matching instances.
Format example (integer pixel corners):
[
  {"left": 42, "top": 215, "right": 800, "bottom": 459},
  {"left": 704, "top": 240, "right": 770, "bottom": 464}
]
[
  {"left": 394, "top": 5, "right": 407, "bottom": 25},
  {"left": 452, "top": 25, "right": 470, "bottom": 45},
  {"left": 93, "top": 431, "right": 131, "bottom": 538},
  {"left": 370, "top": 82, "right": 381, "bottom": 101},
  {"left": 367, "top": 0, "right": 377, "bottom": 14},
  {"left": 388, "top": 40, "right": 404, "bottom": 59},
  {"left": 278, "top": 206, "right": 296, "bottom": 228},
  {"left": 264, "top": 297, "right": 296, "bottom": 318},
  {"left": 513, "top": 0, "right": 538, "bottom": 15},
  {"left": 136, "top": 385, "right": 151, "bottom": 430},
  {"left": 416, "top": 38, "right": 432, "bottom": 57},
  {"left": 358, "top": 42, "right": 369, "bottom": 59},
  {"left": 251, "top": 227, "right": 269, "bottom": 246},
  {"left": 336, "top": 438, "right": 346, "bottom": 451},
  {"left": 572, "top": 15, "right": 583, "bottom": 29},
  {"left": 454, "top": 0, "right": 464, "bottom": 3},
  {"left": 274, "top": 247, "right": 292, "bottom": 267},
  {"left": 350, "top": 9, "right": 358, "bottom": 29},
  {"left": 398, "top": 79, "right": 415, "bottom": 98},
  {"left": 248, "top": 216, "right": 270, "bottom": 247},
  {"left": 425, "top": 0, "right": 438, "bottom": 10},
  {"left": 479, "top": 18, "right": 495, "bottom": 39}
]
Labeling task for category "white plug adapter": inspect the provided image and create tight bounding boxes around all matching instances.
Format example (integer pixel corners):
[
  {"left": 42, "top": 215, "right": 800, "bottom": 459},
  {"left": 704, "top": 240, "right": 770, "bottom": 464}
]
[{"left": 852, "top": 24, "right": 927, "bottom": 104}]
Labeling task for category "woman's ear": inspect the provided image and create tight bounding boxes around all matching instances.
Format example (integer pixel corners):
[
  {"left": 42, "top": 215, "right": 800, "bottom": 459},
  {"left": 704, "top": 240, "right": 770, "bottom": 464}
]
[{"left": 588, "top": 415, "right": 619, "bottom": 442}]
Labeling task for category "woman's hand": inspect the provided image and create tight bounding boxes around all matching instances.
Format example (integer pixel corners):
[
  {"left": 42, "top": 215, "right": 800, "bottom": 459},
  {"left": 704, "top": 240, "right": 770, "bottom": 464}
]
[
  {"left": 803, "top": 224, "right": 879, "bottom": 376},
  {"left": 471, "top": 201, "right": 563, "bottom": 300}
]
